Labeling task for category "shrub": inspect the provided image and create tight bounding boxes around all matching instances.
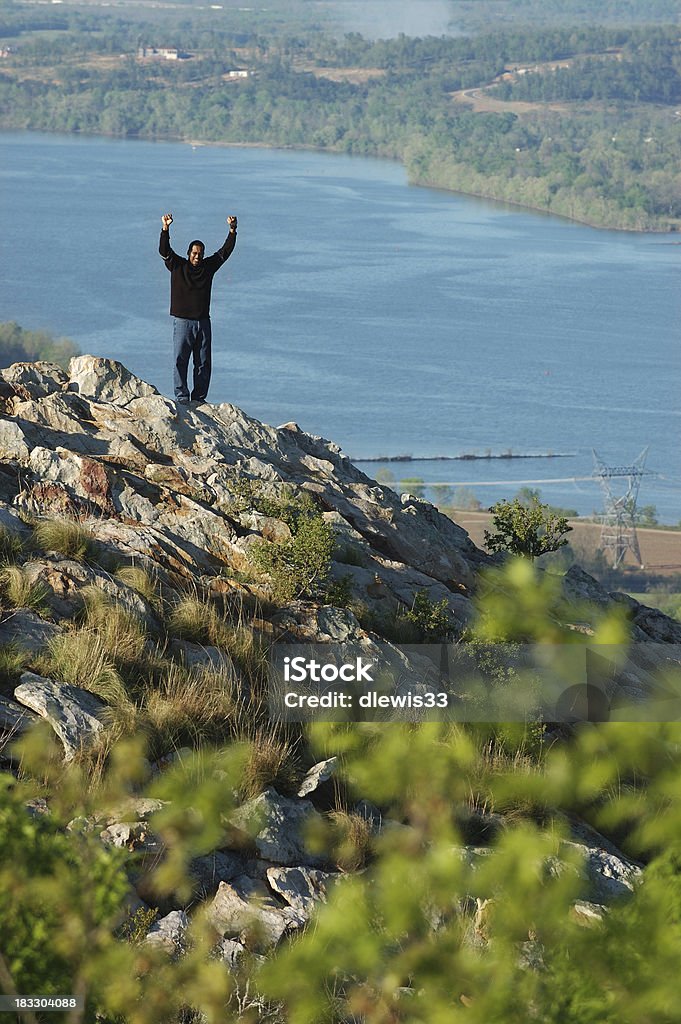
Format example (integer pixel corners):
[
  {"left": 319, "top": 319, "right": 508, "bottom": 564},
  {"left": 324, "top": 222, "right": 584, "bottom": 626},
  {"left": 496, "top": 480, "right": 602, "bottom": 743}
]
[
  {"left": 250, "top": 497, "right": 334, "bottom": 603},
  {"left": 326, "top": 573, "right": 354, "bottom": 608},
  {"left": 0, "top": 320, "right": 80, "bottom": 368},
  {"left": 404, "top": 589, "right": 456, "bottom": 641}
]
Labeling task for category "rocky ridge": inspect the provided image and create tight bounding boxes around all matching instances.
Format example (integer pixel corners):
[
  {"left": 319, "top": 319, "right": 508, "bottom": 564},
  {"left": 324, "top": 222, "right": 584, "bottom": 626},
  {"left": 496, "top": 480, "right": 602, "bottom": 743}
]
[{"left": 0, "top": 355, "right": 679, "bottom": 956}]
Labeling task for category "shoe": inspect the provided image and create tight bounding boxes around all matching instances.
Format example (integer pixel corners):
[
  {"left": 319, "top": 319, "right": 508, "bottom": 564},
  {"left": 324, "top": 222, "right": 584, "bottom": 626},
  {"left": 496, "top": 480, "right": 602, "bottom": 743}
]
[{"left": 176, "top": 397, "right": 190, "bottom": 406}]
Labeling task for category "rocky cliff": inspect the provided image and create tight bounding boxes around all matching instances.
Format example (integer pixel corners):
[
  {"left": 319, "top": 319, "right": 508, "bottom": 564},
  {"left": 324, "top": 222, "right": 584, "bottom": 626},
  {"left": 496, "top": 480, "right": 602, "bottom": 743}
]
[{"left": 0, "top": 355, "right": 680, "bottom": 965}]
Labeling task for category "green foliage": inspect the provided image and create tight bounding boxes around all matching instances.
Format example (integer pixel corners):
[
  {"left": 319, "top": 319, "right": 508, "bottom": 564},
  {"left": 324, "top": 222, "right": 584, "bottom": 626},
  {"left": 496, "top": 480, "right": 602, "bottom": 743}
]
[
  {"left": 0, "top": 765, "right": 129, "bottom": 1005},
  {"left": 0, "top": 733, "right": 244, "bottom": 1021},
  {"left": 325, "top": 572, "right": 354, "bottom": 608},
  {"left": 399, "top": 476, "right": 425, "bottom": 498},
  {"left": 484, "top": 497, "right": 572, "bottom": 561},
  {"left": 451, "top": 486, "right": 482, "bottom": 511},
  {"left": 2, "top": 19, "right": 679, "bottom": 229},
  {"left": 0, "top": 321, "right": 79, "bottom": 369},
  {"left": 119, "top": 906, "right": 159, "bottom": 946},
  {"left": 0, "top": 560, "right": 680, "bottom": 1022},
  {"left": 404, "top": 589, "right": 456, "bottom": 641},
  {"left": 249, "top": 490, "right": 335, "bottom": 603},
  {"left": 638, "top": 503, "right": 659, "bottom": 527},
  {"left": 257, "top": 712, "right": 681, "bottom": 1024}
]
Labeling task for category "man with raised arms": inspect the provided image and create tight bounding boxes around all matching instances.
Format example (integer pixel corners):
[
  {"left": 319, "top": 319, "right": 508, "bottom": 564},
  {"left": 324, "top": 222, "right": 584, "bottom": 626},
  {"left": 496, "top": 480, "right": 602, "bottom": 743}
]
[{"left": 159, "top": 212, "right": 237, "bottom": 405}]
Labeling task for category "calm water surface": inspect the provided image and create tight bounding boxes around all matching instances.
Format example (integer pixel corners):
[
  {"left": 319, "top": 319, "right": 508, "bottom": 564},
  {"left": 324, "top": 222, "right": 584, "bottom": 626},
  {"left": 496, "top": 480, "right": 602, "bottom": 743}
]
[{"left": 1, "top": 132, "right": 679, "bottom": 520}]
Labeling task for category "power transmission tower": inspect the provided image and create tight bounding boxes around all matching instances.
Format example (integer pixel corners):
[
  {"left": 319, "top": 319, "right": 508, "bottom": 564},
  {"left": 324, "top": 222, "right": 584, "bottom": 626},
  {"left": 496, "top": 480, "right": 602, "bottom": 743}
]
[{"left": 592, "top": 448, "right": 649, "bottom": 569}]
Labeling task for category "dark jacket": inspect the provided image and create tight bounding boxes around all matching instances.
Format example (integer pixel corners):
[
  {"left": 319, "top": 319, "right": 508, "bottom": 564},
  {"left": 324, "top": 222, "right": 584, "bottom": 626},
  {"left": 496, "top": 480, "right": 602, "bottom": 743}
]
[{"left": 159, "top": 229, "right": 236, "bottom": 319}]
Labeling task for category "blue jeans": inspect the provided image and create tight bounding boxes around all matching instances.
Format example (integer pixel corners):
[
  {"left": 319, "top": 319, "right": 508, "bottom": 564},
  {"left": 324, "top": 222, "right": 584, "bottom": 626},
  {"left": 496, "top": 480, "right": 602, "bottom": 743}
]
[{"left": 172, "top": 317, "right": 212, "bottom": 402}]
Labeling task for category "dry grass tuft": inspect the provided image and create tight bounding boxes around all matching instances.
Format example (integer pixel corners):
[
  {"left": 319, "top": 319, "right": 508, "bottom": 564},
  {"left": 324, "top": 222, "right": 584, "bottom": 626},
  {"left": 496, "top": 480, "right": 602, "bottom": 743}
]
[
  {"left": 32, "top": 517, "right": 97, "bottom": 563},
  {"left": 143, "top": 662, "right": 236, "bottom": 753},
  {"left": 80, "top": 586, "right": 148, "bottom": 665},
  {"left": 327, "top": 810, "right": 373, "bottom": 872},
  {"left": 0, "top": 525, "right": 25, "bottom": 566},
  {"left": 168, "top": 594, "right": 228, "bottom": 647},
  {"left": 39, "top": 628, "right": 130, "bottom": 708},
  {"left": 114, "top": 565, "right": 161, "bottom": 609},
  {"left": 237, "top": 728, "right": 301, "bottom": 800},
  {"left": 0, "top": 565, "right": 49, "bottom": 611}
]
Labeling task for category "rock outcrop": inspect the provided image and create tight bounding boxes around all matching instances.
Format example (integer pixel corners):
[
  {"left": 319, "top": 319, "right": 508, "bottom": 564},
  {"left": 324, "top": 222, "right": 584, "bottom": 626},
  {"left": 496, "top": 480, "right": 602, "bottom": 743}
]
[{"left": 0, "top": 356, "right": 679, "bottom": 963}]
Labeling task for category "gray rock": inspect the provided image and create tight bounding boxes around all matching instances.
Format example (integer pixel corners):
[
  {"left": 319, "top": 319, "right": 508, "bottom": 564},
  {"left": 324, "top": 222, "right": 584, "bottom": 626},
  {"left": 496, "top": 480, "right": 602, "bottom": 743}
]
[
  {"left": 0, "top": 610, "right": 62, "bottom": 654},
  {"left": 21, "top": 558, "right": 158, "bottom": 628},
  {"left": 99, "top": 821, "right": 164, "bottom": 856},
  {"left": 14, "top": 672, "right": 106, "bottom": 760},
  {"left": 572, "top": 900, "right": 608, "bottom": 925},
  {"left": 297, "top": 757, "right": 339, "bottom": 797},
  {"left": 0, "top": 694, "right": 39, "bottom": 736},
  {"left": 102, "top": 798, "right": 168, "bottom": 824},
  {"left": 215, "top": 937, "right": 248, "bottom": 968},
  {"left": 1, "top": 361, "right": 68, "bottom": 399},
  {"left": 144, "top": 910, "right": 189, "bottom": 955},
  {"left": 207, "top": 876, "right": 305, "bottom": 950},
  {"left": 265, "top": 866, "right": 338, "bottom": 917},
  {"left": 189, "top": 850, "right": 246, "bottom": 897},
  {"left": 69, "top": 355, "right": 159, "bottom": 404},
  {"left": 563, "top": 818, "right": 642, "bottom": 902},
  {"left": 229, "top": 788, "right": 325, "bottom": 867},
  {"left": 0, "top": 420, "right": 30, "bottom": 461},
  {"left": 170, "top": 640, "right": 237, "bottom": 677}
]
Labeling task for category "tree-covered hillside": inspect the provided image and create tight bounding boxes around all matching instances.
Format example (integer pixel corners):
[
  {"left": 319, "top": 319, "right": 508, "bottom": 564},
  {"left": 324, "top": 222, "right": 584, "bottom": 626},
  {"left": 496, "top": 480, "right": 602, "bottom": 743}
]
[{"left": 0, "top": 4, "right": 679, "bottom": 229}]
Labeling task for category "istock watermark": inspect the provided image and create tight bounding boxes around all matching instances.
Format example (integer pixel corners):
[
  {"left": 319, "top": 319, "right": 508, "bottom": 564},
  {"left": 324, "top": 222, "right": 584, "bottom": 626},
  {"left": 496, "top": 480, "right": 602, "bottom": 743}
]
[{"left": 268, "top": 642, "right": 681, "bottom": 724}]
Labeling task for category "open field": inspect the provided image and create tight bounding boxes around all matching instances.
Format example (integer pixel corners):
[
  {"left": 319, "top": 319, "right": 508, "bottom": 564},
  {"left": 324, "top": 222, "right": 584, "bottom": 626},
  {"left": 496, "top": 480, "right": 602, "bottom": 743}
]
[{"left": 450, "top": 509, "right": 681, "bottom": 577}]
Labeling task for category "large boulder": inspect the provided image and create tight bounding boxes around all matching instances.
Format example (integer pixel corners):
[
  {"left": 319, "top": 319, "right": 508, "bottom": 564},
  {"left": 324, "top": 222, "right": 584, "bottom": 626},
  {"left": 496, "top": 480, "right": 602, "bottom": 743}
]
[{"left": 14, "top": 672, "right": 106, "bottom": 760}]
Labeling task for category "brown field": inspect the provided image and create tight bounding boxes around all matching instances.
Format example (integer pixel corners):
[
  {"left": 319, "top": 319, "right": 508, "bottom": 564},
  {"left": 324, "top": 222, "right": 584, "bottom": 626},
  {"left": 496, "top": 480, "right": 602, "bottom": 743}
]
[
  {"left": 450, "top": 510, "right": 681, "bottom": 577},
  {"left": 292, "top": 61, "right": 386, "bottom": 84}
]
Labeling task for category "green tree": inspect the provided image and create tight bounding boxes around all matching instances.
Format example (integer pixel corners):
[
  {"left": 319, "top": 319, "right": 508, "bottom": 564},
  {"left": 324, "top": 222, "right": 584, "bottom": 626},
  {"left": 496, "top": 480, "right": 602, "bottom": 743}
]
[{"left": 484, "top": 497, "right": 572, "bottom": 561}]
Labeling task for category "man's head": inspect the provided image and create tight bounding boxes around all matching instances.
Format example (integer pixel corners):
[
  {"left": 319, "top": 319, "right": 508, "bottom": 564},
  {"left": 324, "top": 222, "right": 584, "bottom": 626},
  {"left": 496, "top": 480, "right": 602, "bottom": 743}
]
[{"left": 187, "top": 240, "right": 205, "bottom": 266}]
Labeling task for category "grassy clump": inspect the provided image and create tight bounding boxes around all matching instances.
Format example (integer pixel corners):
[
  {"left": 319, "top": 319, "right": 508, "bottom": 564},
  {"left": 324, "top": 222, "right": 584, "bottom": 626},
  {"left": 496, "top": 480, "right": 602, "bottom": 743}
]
[
  {"left": 326, "top": 809, "right": 374, "bottom": 872},
  {"left": 237, "top": 729, "right": 301, "bottom": 801},
  {"left": 114, "top": 565, "right": 161, "bottom": 611},
  {"left": 0, "top": 643, "right": 30, "bottom": 695},
  {"left": 0, "top": 524, "right": 25, "bottom": 565},
  {"left": 0, "top": 565, "right": 49, "bottom": 612},
  {"left": 143, "top": 663, "right": 236, "bottom": 754},
  {"left": 167, "top": 594, "right": 227, "bottom": 647},
  {"left": 39, "top": 630, "right": 130, "bottom": 708},
  {"left": 32, "top": 518, "right": 98, "bottom": 563}
]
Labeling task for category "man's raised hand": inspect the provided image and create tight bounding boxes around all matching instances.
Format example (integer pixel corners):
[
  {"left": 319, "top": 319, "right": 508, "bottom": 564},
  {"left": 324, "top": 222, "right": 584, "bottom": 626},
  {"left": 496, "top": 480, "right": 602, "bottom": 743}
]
[
  {"left": 162, "top": 213, "right": 173, "bottom": 230},
  {"left": 227, "top": 215, "right": 237, "bottom": 232}
]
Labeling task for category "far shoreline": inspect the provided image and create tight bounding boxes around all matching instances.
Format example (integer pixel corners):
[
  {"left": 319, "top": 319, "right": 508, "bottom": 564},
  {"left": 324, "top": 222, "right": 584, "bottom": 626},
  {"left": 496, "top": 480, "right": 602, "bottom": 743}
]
[{"left": 1, "top": 127, "right": 675, "bottom": 235}]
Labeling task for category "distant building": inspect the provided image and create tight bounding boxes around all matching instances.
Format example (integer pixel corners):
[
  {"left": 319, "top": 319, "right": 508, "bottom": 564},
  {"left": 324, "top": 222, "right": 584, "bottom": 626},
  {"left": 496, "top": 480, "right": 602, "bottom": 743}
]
[
  {"left": 137, "top": 46, "right": 191, "bottom": 61},
  {"left": 227, "top": 69, "right": 250, "bottom": 78}
]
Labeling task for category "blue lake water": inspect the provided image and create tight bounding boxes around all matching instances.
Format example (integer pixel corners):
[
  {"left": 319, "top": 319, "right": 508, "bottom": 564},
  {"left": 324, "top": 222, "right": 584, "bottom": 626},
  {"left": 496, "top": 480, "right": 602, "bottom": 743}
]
[{"left": 1, "top": 131, "right": 679, "bottom": 520}]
